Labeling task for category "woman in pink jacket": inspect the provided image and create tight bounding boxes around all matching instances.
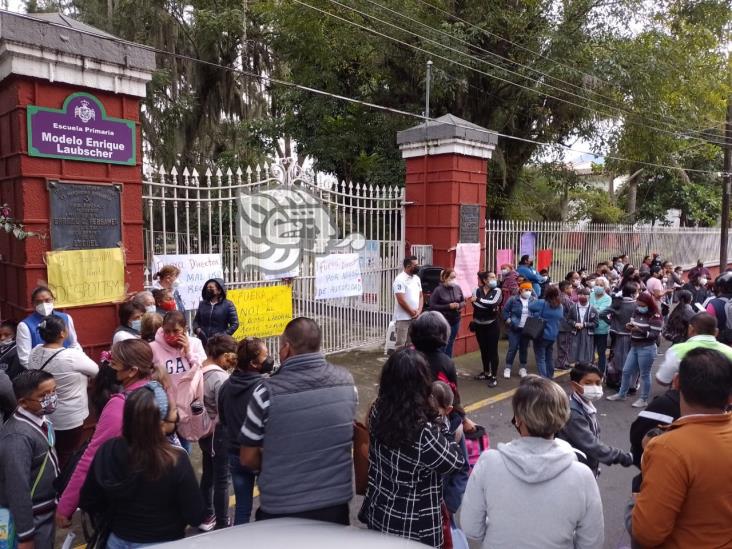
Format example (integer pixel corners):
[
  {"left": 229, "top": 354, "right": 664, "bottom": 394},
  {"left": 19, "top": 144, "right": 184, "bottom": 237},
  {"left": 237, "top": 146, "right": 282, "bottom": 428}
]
[
  {"left": 55, "top": 339, "right": 176, "bottom": 527},
  {"left": 150, "top": 311, "right": 206, "bottom": 453}
]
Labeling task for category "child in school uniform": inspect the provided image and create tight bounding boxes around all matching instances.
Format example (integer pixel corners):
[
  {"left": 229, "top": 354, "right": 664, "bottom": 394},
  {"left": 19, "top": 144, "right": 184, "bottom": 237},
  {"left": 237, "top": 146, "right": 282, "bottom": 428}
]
[
  {"left": 0, "top": 370, "right": 59, "bottom": 549},
  {"left": 568, "top": 287, "right": 599, "bottom": 366}
]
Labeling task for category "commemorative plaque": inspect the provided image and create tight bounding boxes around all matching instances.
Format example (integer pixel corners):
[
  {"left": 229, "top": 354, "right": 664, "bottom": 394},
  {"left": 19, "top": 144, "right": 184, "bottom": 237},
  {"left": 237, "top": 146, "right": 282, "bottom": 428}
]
[
  {"left": 48, "top": 181, "right": 122, "bottom": 250},
  {"left": 459, "top": 204, "right": 481, "bottom": 243}
]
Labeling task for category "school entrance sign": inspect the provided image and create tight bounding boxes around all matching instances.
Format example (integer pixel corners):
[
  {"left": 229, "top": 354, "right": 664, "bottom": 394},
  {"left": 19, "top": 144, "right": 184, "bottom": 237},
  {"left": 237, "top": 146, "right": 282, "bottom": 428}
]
[{"left": 27, "top": 92, "right": 136, "bottom": 165}]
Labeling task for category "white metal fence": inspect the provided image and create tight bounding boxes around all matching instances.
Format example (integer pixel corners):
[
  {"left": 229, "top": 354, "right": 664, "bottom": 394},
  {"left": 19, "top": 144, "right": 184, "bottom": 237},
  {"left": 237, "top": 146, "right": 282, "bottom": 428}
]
[
  {"left": 142, "top": 158, "right": 405, "bottom": 355},
  {"left": 485, "top": 220, "right": 732, "bottom": 277}
]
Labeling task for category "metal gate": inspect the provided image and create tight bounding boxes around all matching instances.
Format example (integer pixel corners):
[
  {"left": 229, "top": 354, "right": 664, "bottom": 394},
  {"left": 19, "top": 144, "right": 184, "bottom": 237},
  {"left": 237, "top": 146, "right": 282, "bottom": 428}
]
[{"left": 142, "top": 157, "right": 405, "bottom": 355}]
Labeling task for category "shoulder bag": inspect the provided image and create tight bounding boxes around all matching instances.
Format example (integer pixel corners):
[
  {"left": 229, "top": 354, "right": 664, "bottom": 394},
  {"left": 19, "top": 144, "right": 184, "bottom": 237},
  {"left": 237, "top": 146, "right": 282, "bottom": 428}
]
[{"left": 522, "top": 302, "right": 546, "bottom": 340}]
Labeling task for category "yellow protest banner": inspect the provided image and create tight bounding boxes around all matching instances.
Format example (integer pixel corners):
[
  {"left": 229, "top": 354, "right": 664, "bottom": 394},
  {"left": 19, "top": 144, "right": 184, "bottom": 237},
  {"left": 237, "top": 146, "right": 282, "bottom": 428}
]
[
  {"left": 46, "top": 247, "right": 126, "bottom": 307},
  {"left": 229, "top": 285, "right": 293, "bottom": 339}
]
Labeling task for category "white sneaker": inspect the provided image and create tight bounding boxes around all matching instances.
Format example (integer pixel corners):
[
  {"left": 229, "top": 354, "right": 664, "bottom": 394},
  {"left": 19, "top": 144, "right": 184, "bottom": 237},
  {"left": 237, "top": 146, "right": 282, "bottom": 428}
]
[
  {"left": 503, "top": 367, "right": 511, "bottom": 379},
  {"left": 606, "top": 393, "right": 626, "bottom": 401},
  {"left": 518, "top": 367, "right": 527, "bottom": 378},
  {"left": 632, "top": 398, "right": 649, "bottom": 408}
]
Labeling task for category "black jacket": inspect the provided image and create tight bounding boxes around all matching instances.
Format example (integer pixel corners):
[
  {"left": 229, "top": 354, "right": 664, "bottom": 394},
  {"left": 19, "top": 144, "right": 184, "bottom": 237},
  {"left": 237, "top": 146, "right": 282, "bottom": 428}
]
[
  {"left": 193, "top": 278, "right": 239, "bottom": 343},
  {"left": 79, "top": 437, "right": 204, "bottom": 544},
  {"left": 0, "top": 341, "right": 24, "bottom": 380},
  {"left": 218, "top": 369, "right": 266, "bottom": 456}
]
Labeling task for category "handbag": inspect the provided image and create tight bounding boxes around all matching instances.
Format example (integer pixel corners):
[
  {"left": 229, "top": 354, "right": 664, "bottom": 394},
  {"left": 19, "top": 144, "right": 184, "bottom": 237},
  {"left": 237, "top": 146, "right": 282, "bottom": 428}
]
[
  {"left": 353, "top": 421, "right": 370, "bottom": 496},
  {"left": 522, "top": 303, "right": 546, "bottom": 340}
]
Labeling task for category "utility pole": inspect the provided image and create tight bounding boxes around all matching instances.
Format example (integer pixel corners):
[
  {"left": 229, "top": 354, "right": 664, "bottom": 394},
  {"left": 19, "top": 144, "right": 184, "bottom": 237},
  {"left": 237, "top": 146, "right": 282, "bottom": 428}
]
[
  {"left": 721, "top": 92, "right": 731, "bottom": 270},
  {"left": 425, "top": 60, "right": 432, "bottom": 120}
]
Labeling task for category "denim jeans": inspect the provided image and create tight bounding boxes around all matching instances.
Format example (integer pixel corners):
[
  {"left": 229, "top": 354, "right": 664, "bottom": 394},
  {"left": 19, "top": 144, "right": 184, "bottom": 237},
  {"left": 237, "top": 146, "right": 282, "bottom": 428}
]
[
  {"left": 618, "top": 343, "right": 656, "bottom": 400},
  {"left": 533, "top": 338, "right": 555, "bottom": 379},
  {"left": 229, "top": 453, "right": 257, "bottom": 525},
  {"left": 106, "top": 532, "right": 156, "bottom": 549},
  {"left": 594, "top": 333, "right": 609, "bottom": 375},
  {"left": 199, "top": 425, "right": 230, "bottom": 526},
  {"left": 443, "top": 321, "right": 460, "bottom": 357},
  {"left": 178, "top": 436, "right": 192, "bottom": 454},
  {"left": 505, "top": 327, "right": 529, "bottom": 369}
]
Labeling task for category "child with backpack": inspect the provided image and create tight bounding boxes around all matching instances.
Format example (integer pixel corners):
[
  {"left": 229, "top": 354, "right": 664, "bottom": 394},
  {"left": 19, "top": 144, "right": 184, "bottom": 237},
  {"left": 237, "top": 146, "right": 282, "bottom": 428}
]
[
  {"left": 557, "top": 363, "right": 633, "bottom": 477},
  {"left": 197, "top": 335, "right": 237, "bottom": 531},
  {"left": 0, "top": 370, "right": 59, "bottom": 549}
]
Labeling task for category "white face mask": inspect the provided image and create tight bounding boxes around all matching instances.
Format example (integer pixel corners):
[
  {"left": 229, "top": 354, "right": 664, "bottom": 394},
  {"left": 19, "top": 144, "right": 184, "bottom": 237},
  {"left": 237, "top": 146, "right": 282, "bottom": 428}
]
[
  {"left": 501, "top": 269, "right": 509, "bottom": 276},
  {"left": 699, "top": 278, "right": 708, "bottom": 286},
  {"left": 521, "top": 291, "right": 532, "bottom": 299},
  {"left": 582, "top": 385, "right": 603, "bottom": 401},
  {"left": 145, "top": 305, "right": 157, "bottom": 314},
  {"left": 35, "top": 302, "right": 54, "bottom": 317},
  {"left": 0, "top": 338, "right": 12, "bottom": 346},
  {"left": 172, "top": 280, "right": 181, "bottom": 289}
]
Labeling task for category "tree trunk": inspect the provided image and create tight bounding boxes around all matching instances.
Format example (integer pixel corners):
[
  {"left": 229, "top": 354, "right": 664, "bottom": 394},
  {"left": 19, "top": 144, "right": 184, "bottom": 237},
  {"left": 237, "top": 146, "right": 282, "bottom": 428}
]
[{"left": 626, "top": 168, "right": 643, "bottom": 222}]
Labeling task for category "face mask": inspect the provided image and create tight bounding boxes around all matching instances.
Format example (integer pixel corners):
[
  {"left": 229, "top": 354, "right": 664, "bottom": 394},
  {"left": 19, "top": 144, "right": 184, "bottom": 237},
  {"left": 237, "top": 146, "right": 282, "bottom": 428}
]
[
  {"left": 259, "top": 356, "right": 275, "bottom": 375},
  {"left": 699, "top": 278, "right": 708, "bottom": 286},
  {"left": 161, "top": 300, "right": 176, "bottom": 311},
  {"left": 35, "top": 302, "right": 54, "bottom": 317},
  {"left": 521, "top": 291, "right": 532, "bottom": 299},
  {"left": 172, "top": 280, "right": 181, "bottom": 289},
  {"left": 204, "top": 289, "right": 216, "bottom": 300},
  {"left": 0, "top": 338, "right": 12, "bottom": 346},
  {"left": 39, "top": 393, "right": 58, "bottom": 415},
  {"left": 130, "top": 319, "right": 142, "bottom": 332},
  {"left": 488, "top": 280, "right": 498, "bottom": 288},
  {"left": 587, "top": 280, "right": 596, "bottom": 287},
  {"left": 447, "top": 278, "right": 457, "bottom": 286},
  {"left": 637, "top": 306, "right": 649, "bottom": 314},
  {"left": 582, "top": 385, "right": 603, "bottom": 402},
  {"left": 578, "top": 297, "right": 588, "bottom": 305},
  {"left": 501, "top": 269, "right": 509, "bottom": 276},
  {"left": 164, "top": 334, "right": 180, "bottom": 347},
  {"left": 145, "top": 305, "right": 157, "bottom": 314},
  {"left": 593, "top": 286, "right": 604, "bottom": 294}
]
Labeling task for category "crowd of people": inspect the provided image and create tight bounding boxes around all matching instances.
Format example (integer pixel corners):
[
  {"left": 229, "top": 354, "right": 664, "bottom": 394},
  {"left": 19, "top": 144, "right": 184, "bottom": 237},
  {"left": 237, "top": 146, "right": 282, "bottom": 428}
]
[{"left": 0, "top": 253, "right": 730, "bottom": 549}]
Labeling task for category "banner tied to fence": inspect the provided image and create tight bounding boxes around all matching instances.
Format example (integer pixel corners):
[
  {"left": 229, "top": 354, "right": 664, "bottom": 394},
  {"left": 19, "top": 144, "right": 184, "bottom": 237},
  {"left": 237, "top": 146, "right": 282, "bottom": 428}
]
[
  {"left": 47, "top": 247, "right": 126, "bottom": 307},
  {"left": 229, "top": 285, "right": 293, "bottom": 339},
  {"left": 152, "top": 254, "right": 223, "bottom": 310},
  {"left": 315, "top": 253, "right": 363, "bottom": 300}
]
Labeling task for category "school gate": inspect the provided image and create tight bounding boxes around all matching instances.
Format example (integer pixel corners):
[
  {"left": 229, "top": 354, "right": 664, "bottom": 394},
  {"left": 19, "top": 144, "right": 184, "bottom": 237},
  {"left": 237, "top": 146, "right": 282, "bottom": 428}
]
[{"left": 142, "top": 157, "right": 405, "bottom": 355}]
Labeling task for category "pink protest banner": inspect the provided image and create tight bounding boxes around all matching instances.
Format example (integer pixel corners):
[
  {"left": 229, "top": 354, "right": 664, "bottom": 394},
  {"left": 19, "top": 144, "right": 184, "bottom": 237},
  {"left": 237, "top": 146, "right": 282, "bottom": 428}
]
[
  {"left": 496, "top": 248, "right": 514, "bottom": 270},
  {"left": 454, "top": 243, "right": 481, "bottom": 299},
  {"left": 537, "top": 249, "right": 553, "bottom": 271}
]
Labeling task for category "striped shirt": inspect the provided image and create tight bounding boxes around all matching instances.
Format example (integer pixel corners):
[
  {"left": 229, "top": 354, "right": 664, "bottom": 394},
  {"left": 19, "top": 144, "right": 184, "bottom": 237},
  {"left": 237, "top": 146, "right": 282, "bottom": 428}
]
[{"left": 629, "top": 311, "right": 663, "bottom": 346}]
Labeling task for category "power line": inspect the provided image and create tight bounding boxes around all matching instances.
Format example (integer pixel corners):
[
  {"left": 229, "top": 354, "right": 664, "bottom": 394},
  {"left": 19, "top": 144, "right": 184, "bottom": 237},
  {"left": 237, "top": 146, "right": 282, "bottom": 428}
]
[
  {"left": 358, "top": 0, "right": 725, "bottom": 143},
  {"left": 310, "top": 0, "right": 727, "bottom": 146},
  {"left": 0, "top": 8, "right": 726, "bottom": 176}
]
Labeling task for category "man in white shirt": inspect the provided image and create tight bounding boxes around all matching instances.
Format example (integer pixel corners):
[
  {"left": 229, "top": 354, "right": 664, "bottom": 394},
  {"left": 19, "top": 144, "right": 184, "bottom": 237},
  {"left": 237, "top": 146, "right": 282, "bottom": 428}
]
[{"left": 392, "top": 256, "right": 423, "bottom": 349}]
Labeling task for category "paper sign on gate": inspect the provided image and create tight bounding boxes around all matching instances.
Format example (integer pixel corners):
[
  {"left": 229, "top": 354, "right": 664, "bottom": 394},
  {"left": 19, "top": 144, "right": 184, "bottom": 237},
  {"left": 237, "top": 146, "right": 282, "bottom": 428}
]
[
  {"left": 537, "top": 249, "right": 553, "bottom": 271},
  {"left": 152, "top": 254, "right": 223, "bottom": 310},
  {"left": 315, "top": 253, "right": 363, "bottom": 300},
  {"left": 519, "top": 232, "right": 537, "bottom": 258},
  {"left": 228, "top": 286, "right": 293, "bottom": 339},
  {"left": 496, "top": 249, "right": 514, "bottom": 271},
  {"left": 46, "top": 247, "right": 126, "bottom": 307},
  {"left": 359, "top": 240, "right": 381, "bottom": 310},
  {"left": 454, "top": 243, "right": 481, "bottom": 299}
]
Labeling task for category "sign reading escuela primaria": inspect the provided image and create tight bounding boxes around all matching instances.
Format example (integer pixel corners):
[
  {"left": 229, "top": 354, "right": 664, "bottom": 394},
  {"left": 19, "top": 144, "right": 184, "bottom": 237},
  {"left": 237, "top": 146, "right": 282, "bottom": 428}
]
[{"left": 27, "top": 92, "right": 136, "bottom": 166}]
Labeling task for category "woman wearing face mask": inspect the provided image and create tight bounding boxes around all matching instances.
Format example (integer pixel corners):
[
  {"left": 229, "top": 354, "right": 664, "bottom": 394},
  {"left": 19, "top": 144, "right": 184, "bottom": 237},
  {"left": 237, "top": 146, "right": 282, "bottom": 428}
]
[
  {"left": 565, "top": 271, "right": 582, "bottom": 303},
  {"left": 516, "top": 255, "right": 546, "bottom": 297},
  {"left": 16, "top": 286, "right": 82, "bottom": 367},
  {"left": 501, "top": 282, "right": 536, "bottom": 380},
  {"left": 499, "top": 263, "right": 519, "bottom": 309},
  {"left": 217, "top": 337, "right": 274, "bottom": 524},
  {"left": 589, "top": 279, "right": 612, "bottom": 375},
  {"left": 197, "top": 335, "right": 237, "bottom": 531},
  {"left": 428, "top": 269, "right": 465, "bottom": 357},
  {"left": 557, "top": 363, "right": 633, "bottom": 477},
  {"left": 79, "top": 384, "right": 204, "bottom": 547},
  {"left": 56, "top": 339, "right": 175, "bottom": 530},
  {"left": 528, "top": 286, "right": 565, "bottom": 380},
  {"left": 113, "top": 301, "right": 146, "bottom": 344},
  {"left": 153, "top": 265, "right": 186, "bottom": 312},
  {"left": 192, "top": 278, "right": 240, "bottom": 346},
  {"left": 132, "top": 290, "right": 158, "bottom": 315},
  {"left": 681, "top": 272, "right": 711, "bottom": 307},
  {"left": 27, "top": 315, "right": 98, "bottom": 468},
  {"left": 471, "top": 272, "right": 502, "bottom": 386},
  {"left": 606, "top": 293, "right": 663, "bottom": 408}
]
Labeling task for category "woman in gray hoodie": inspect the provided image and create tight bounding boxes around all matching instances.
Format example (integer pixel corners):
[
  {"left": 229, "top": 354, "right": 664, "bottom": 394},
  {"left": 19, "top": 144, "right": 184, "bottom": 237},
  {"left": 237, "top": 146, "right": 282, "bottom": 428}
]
[{"left": 460, "top": 375, "right": 604, "bottom": 549}]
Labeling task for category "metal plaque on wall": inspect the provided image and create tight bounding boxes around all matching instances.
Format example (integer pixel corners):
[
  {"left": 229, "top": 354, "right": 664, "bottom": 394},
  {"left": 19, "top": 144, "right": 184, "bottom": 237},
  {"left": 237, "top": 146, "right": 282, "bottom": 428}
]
[
  {"left": 48, "top": 180, "right": 122, "bottom": 250},
  {"left": 459, "top": 204, "right": 481, "bottom": 243}
]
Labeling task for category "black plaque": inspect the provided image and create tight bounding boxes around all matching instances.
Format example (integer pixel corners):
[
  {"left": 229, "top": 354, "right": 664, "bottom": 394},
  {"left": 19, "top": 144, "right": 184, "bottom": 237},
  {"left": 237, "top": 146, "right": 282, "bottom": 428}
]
[
  {"left": 48, "top": 180, "right": 122, "bottom": 250},
  {"left": 459, "top": 204, "right": 480, "bottom": 243}
]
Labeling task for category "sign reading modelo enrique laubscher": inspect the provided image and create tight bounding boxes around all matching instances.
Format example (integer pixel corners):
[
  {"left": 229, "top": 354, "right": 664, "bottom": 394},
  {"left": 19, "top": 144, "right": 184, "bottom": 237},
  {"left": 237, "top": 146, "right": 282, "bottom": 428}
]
[{"left": 27, "top": 92, "right": 135, "bottom": 165}]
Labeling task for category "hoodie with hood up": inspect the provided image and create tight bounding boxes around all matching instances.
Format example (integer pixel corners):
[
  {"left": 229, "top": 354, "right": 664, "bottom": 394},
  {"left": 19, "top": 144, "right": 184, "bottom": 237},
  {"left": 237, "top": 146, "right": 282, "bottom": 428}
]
[
  {"left": 80, "top": 437, "right": 204, "bottom": 544},
  {"left": 461, "top": 437, "right": 604, "bottom": 549},
  {"left": 192, "top": 278, "right": 239, "bottom": 343}
]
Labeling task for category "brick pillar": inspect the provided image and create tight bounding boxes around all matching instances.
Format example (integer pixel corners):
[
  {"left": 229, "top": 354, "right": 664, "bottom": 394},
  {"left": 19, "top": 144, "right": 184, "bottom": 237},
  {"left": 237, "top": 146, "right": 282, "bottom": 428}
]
[
  {"left": 397, "top": 114, "right": 497, "bottom": 356},
  {"left": 0, "top": 12, "right": 154, "bottom": 360}
]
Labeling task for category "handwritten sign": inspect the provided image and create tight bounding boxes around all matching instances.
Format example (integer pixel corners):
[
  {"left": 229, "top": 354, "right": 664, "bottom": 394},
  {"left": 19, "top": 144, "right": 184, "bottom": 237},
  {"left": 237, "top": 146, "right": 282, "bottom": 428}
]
[
  {"left": 27, "top": 93, "right": 135, "bottom": 165},
  {"left": 46, "top": 247, "right": 126, "bottom": 307},
  {"left": 152, "top": 254, "right": 223, "bottom": 310},
  {"left": 315, "top": 253, "right": 363, "bottom": 300},
  {"left": 454, "top": 243, "right": 481, "bottom": 299},
  {"left": 229, "top": 286, "right": 293, "bottom": 339}
]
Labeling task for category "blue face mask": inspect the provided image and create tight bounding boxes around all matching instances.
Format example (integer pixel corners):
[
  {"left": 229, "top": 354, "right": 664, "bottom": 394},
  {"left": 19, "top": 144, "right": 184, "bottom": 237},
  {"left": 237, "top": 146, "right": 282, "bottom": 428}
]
[
  {"left": 488, "top": 280, "right": 498, "bottom": 288},
  {"left": 593, "top": 286, "right": 604, "bottom": 294},
  {"left": 637, "top": 306, "right": 649, "bottom": 314},
  {"left": 130, "top": 319, "right": 142, "bottom": 332}
]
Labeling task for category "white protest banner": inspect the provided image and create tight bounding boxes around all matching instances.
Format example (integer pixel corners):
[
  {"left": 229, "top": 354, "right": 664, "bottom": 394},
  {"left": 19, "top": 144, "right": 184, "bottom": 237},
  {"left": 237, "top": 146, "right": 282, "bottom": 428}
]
[
  {"left": 315, "top": 253, "right": 363, "bottom": 300},
  {"left": 359, "top": 240, "right": 381, "bottom": 311},
  {"left": 454, "top": 243, "right": 481, "bottom": 299},
  {"left": 152, "top": 254, "right": 224, "bottom": 310}
]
